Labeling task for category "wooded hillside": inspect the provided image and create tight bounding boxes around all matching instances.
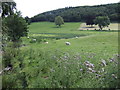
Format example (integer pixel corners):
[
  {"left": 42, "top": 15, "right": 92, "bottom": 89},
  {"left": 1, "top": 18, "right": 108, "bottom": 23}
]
[{"left": 31, "top": 3, "right": 120, "bottom": 22}]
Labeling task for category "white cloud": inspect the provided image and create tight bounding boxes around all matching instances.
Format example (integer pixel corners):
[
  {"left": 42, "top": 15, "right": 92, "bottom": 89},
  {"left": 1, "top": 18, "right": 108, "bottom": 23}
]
[{"left": 14, "top": 0, "right": 119, "bottom": 17}]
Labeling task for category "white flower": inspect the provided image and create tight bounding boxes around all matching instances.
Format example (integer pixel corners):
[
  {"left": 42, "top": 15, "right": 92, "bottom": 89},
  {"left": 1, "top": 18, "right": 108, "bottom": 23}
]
[
  {"left": 101, "top": 68, "right": 105, "bottom": 72},
  {"left": 109, "top": 58, "right": 115, "bottom": 62},
  {"left": 112, "top": 74, "right": 117, "bottom": 79},
  {"left": 101, "top": 59, "right": 107, "bottom": 66},
  {"left": 80, "top": 68, "right": 83, "bottom": 71},
  {"left": 85, "top": 61, "right": 90, "bottom": 64},
  {"left": 0, "top": 70, "right": 3, "bottom": 75},
  {"left": 96, "top": 74, "right": 101, "bottom": 78},
  {"left": 88, "top": 68, "right": 93, "bottom": 72},
  {"left": 4, "top": 67, "right": 11, "bottom": 71},
  {"left": 92, "top": 70, "right": 96, "bottom": 73}
]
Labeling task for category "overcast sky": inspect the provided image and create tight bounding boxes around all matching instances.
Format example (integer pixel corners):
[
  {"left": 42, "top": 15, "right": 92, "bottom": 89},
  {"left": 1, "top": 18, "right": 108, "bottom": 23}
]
[{"left": 14, "top": 0, "right": 119, "bottom": 18}]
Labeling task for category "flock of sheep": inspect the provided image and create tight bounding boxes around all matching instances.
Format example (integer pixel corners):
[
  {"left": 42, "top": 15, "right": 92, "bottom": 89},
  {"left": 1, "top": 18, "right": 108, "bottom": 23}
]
[{"left": 27, "top": 36, "right": 79, "bottom": 45}]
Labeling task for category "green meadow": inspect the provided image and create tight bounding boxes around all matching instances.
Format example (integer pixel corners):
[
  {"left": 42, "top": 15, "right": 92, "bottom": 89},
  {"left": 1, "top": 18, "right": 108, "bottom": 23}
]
[{"left": 3, "top": 22, "right": 119, "bottom": 88}]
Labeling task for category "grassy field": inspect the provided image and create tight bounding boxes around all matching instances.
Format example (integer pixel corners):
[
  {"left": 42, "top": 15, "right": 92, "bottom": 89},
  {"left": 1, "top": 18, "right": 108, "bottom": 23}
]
[{"left": 3, "top": 22, "right": 119, "bottom": 88}]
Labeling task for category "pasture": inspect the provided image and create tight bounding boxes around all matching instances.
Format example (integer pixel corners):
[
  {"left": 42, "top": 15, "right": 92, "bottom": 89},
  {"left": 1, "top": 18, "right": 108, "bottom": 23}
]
[{"left": 5, "top": 22, "right": 119, "bottom": 88}]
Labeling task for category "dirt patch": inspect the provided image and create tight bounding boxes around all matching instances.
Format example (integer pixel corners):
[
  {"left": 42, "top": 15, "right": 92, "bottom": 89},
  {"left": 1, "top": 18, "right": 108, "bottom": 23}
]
[{"left": 79, "top": 23, "right": 119, "bottom": 30}]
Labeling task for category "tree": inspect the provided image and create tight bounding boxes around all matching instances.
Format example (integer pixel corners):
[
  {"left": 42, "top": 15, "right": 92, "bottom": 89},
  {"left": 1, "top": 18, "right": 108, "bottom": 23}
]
[
  {"left": 85, "top": 14, "right": 96, "bottom": 27},
  {"left": 2, "top": 2, "right": 16, "bottom": 17},
  {"left": 3, "top": 12, "right": 28, "bottom": 42},
  {"left": 94, "top": 16, "right": 110, "bottom": 30},
  {"left": 55, "top": 16, "right": 64, "bottom": 27},
  {"left": 25, "top": 16, "right": 31, "bottom": 25}
]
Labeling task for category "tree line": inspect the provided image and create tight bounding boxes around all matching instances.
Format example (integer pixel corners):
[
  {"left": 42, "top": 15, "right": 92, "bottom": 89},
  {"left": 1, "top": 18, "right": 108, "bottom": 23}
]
[{"left": 30, "top": 3, "right": 120, "bottom": 23}]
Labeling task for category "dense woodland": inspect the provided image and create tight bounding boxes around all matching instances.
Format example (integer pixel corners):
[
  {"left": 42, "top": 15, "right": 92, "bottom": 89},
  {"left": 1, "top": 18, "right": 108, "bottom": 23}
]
[{"left": 31, "top": 3, "right": 120, "bottom": 23}]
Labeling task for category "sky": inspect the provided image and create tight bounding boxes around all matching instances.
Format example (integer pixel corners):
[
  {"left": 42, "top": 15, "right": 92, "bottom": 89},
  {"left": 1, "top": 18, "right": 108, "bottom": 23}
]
[{"left": 14, "top": 0, "right": 119, "bottom": 18}]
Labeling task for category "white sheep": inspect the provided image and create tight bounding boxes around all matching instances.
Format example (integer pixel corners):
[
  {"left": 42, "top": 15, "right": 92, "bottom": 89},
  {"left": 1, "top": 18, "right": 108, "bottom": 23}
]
[
  {"left": 33, "top": 39, "right": 36, "bottom": 42},
  {"left": 45, "top": 42, "right": 48, "bottom": 44},
  {"left": 27, "top": 36, "right": 29, "bottom": 39},
  {"left": 65, "top": 42, "right": 71, "bottom": 45},
  {"left": 75, "top": 36, "right": 78, "bottom": 39}
]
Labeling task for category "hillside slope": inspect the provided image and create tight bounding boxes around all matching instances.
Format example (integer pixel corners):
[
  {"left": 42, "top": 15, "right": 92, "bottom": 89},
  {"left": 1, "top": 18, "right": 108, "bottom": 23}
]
[{"left": 31, "top": 3, "right": 120, "bottom": 22}]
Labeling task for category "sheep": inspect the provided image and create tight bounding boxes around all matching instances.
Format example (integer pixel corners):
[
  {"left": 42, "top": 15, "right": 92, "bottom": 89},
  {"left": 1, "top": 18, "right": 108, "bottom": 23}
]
[
  {"left": 45, "top": 42, "right": 48, "bottom": 44},
  {"left": 65, "top": 42, "right": 71, "bottom": 45},
  {"left": 75, "top": 36, "right": 78, "bottom": 39},
  {"left": 27, "top": 36, "right": 30, "bottom": 39},
  {"left": 33, "top": 39, "right": 36, "bottom": 42}
]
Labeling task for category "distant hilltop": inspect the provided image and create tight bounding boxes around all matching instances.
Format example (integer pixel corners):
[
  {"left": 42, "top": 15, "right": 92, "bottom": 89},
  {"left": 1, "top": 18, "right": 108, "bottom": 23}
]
[{"left": 31, "top": 3, "right": 120, "bottom": 22}]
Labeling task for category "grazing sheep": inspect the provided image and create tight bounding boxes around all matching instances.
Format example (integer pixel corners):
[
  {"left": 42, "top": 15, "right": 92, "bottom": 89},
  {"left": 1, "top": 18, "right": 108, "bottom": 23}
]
[
  {"left": 27, "top": 36, "right": 29, "bottom": 39},
  {"left": 65, "top": 42, "right": 71, "bottom": 45},
  {"left": 45, "top": 42, "right": 48, "bottom": 44},
  {"left": 33, "top": 39, "right": 36, "bottom": 41},
  {"left": 75, "top": 36, "right": 78, "bottom": 39}
]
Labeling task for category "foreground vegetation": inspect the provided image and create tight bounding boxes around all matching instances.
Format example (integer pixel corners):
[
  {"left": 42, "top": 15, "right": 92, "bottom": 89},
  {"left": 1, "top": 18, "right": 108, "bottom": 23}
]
[{"left": 3, "top": 22, "right": 119, "bottom": 88}]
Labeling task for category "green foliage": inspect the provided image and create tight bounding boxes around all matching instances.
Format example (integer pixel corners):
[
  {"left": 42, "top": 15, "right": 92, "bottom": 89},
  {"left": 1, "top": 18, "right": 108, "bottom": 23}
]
[
  {"left": 3, "top": 12, "right": 28, "bottom": 42},
  {"left": 25, "top": 16, "right": 31, "bottom": 25},
  {"left": 2, "top": 2, "right": 16, "bottom": 17},
  {"left": 31, "top": 3, "right": 119, "bottom": 22},
  {"left": 4, "top": 47, "right": 118, "bottom": 88},
  {"left": 94, "top": 16, "right": 110, "bottom": 30},
  {"left": 2, "top": 22, "right": 119, "bottom": 88},
  {"left": 2, "top": 42, "right": 20, "bottom": 67},
  {"left": 55, "top": 16, "right": 64, "bottom": 27},
  {"left": 85, "top": 13, "right": 96, "bottom": 26}
]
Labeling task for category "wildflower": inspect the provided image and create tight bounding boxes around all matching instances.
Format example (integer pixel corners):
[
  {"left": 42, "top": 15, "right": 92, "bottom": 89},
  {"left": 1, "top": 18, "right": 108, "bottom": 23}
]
[
  {"left": 101, "top": 68, "right": 105, "bottom": 72},
  {"left": 84, "top": 61, "right": 94, "bottom": 68},
  {"left": 50, "top": 68, "right": 55, "bottom": 72},
  {"left": 109, "top": 58, "right": 115, "bottom": 62},
  {"left": 101, "top": 59, "right": 107, "bottom": 66},
  {"left": 96, "top": 74, "right": 101, "bottom": 78},
  {"left": 88, "top": 68, "right": 93, "bottom": 71},
  {"left": 0, "top": 70, "right": 3, "bottom": 75},
  {"left": 92, "top": 70, "right": 96, "bottom": 73},
  {"left": 89, "top": 63, "right": 94, "bottom": 68},
  {"left": 112, "top": 74, "right": 117, "bottom": 79},
  {"left": 80, "top": 68, "right": 83, "bottom": 71},
  {"left": 4, "top": 66, "right": 11, "bottom": 71},
  {"left": 85, "top": 61, "right": 90, "bottom": 64}
]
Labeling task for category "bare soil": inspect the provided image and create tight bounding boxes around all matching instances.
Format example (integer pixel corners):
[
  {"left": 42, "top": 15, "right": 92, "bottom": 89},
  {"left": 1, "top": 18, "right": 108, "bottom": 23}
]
[{"left": 79, "top": 23, "right": 119, "bottom": 30}]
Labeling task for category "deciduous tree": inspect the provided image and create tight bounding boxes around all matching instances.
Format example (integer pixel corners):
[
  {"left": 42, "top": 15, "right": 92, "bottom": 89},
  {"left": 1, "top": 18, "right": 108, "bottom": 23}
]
[
  {"left": 3, "top": 11, "right": 28, "bottom": 42},
  {"left": 94, "top": 16, "right": 110, "bottom": 30},
  {"left": 55, "top": 16, "right": 64, "bottom": 27}
]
